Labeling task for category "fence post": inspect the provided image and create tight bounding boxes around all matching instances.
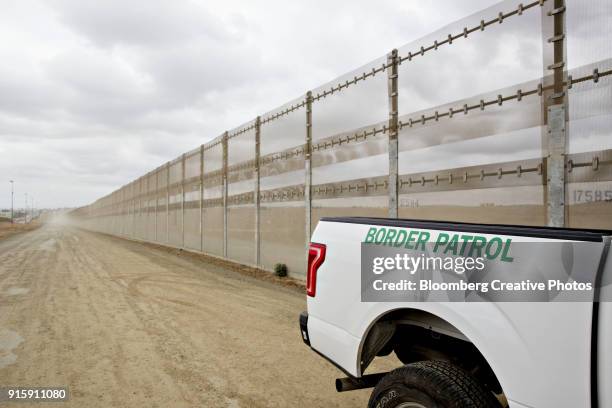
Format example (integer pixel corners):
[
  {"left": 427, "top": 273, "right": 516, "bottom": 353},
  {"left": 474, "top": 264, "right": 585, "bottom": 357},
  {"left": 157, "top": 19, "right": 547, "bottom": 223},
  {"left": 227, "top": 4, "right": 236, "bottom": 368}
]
[
  {"left": 546, "top": 0, "right": 567, "bottom": 227},
  {"left": 121, "top": 188, "right": 124, "bottom": 236},
  {"left": 145, "top": 174, "right": 149, "bottom": 239},
  {"left": 254, "top": 116, "right": 261, "bottom": 266},
  {"left": 305, "top": 91, "right": 313, "bottom": 248},
  {"left": 181, "top": 154, "right": 186, "bottom": 247},
  {"left": 387, "top": 49, "right": 399, "bottom": 218},
  {"left": 200, "top": 145, "right": 204, "bottom": 252},
  {"left": 140, "top": 178, "right": 144, "bottom": 237},
  {"left": 138, "top": 178, "right": 142, "bottom": 238},
  {"left": 132, "top": 182, "right": 136, "bottom": 237},
  {"left": 155, "top": 169, "right": 158, "bottom": 242},
  {"left": 166, "top": 162, "right": 170, "bottom": 243},
  {"left": 222, "top": 131, "right": 229, "bottom": 258}
]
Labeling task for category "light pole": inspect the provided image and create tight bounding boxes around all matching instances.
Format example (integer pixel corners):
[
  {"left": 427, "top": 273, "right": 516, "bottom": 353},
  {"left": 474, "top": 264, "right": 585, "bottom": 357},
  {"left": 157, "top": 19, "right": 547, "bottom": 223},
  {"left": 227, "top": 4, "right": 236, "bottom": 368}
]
[
  {"left": 9, "top": 180, "right": 14, "bottom": 224},
  {"left": 24, "top": 192, "right": 28, "bottom": 224}
]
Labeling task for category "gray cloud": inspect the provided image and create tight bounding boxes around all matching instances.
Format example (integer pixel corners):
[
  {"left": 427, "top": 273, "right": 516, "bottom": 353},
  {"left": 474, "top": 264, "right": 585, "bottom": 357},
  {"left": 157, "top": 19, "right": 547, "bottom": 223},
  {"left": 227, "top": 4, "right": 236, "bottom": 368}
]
[
  {"left": 1, "top": 0, "right": 509, "bottom": 208},
  {"left": 49, "top": 0, "right": 232, "bottom": 47}
]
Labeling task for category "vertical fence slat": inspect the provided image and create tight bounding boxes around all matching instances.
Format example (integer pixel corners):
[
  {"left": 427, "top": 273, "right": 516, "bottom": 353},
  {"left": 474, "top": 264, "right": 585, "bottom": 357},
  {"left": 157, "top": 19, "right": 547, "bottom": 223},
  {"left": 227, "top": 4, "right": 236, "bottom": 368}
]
[
  {"left": 222, "top": 131, "right": 229, "bottom": 258},
  {"left": 200, "top": 145, "right": 204, "bottom": 252},
  {"left": 166, "top": 163, "right": 170, "bottom": 243},
  {"left": 132, "top": 182, "right": 136, "bottom": 237},
  {"left": 146, "top": 174, "right": 149, "bottom": 239},
  {"left": 155, "top": 170, "right": 158, "bottom": 241},
  {"left": 546, "top": 0, "right": 567, "bottom": 227},
  {"left": 387, "top": 49, "right": 399, "bottom": 219},
  {"left": 181, "top": 154, "right": 185, "bottom": 247},
  {"left": 305, "top": 91, "right": 313, "bottom": 248},
  {"left": 254, "top": 116, "right": 261, "bottom": 266}
]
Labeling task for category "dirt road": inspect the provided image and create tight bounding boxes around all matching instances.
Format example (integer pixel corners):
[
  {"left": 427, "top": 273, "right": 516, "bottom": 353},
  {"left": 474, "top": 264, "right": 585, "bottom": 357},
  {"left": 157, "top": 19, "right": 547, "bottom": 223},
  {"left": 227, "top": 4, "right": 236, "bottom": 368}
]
[{"left": 0, "top": 223, "right": 393, "bottom": 407}]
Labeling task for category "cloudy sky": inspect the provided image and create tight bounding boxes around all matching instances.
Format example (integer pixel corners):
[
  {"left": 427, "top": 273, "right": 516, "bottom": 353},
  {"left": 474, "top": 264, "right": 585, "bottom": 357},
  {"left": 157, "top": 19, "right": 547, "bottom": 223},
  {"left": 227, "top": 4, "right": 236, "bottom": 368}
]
[{"left": 0, "top": 0, "right": 503, "bottom": 209}]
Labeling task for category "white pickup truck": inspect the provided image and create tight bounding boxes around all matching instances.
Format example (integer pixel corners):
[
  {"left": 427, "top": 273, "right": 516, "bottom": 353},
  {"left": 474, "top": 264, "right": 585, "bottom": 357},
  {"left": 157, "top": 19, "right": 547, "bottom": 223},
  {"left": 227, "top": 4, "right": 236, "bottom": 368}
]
[{"left": 300, "top": 217, "right": 612, "bottom": 408}]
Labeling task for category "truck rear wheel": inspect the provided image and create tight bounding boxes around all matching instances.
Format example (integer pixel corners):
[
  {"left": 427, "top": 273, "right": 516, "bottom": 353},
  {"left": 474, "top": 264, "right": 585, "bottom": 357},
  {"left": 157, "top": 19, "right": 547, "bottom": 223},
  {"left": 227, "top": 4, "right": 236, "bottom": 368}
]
[{"left": 367, "top": 361, "right": 499, "bottom": 408}]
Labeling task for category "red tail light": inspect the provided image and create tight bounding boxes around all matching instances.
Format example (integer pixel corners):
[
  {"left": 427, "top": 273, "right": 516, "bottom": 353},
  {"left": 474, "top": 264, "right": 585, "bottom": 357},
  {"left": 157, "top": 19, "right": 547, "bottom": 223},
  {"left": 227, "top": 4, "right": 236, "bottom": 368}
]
[{"left": 307, "top": 243, "right": 326, "bottom": 297}]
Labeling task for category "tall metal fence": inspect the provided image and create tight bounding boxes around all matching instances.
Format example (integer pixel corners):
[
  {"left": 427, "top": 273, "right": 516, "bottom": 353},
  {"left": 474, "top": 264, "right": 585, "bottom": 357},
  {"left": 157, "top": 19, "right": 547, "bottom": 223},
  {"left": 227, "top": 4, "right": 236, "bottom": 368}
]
[{"left": 72, "top": 0, "right": 612, "bottom": 278}]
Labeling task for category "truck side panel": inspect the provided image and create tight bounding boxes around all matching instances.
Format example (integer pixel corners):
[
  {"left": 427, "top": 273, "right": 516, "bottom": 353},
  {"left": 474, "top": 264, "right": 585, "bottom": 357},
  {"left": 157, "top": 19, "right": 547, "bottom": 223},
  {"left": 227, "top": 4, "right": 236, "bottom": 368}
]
[
  {"left": 598, "top": 250, "right": 612, "bottom": 408},
  {"left": 307, "top": 220, "right": 602, "bottom": 408}
]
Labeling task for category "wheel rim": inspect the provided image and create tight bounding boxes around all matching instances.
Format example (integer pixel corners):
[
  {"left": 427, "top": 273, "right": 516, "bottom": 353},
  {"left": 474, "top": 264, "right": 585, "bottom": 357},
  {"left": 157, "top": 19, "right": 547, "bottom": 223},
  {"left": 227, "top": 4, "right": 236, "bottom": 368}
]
[{"left": 395, "top": 403, "right": 428, "bottom": 408}]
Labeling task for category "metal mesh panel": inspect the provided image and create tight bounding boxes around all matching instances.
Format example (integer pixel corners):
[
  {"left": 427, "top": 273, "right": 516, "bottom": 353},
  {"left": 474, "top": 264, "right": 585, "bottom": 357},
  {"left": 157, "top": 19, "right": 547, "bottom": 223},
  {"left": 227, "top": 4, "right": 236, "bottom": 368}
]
[
  {"left": 228, "top": 126, "right": 256, "bottom": 265},
  {"left": 136, "top": 178, "right": 147, "bottom": 239},
  {"left": 184, "top": 180, "right": 201, "bottom": 250},
  {"left": 260, "top": 103, "right": 306, "bottom": 277},
  {"left": 398, "top": 80, "right": 546, "bottom": 225},
  {"left": 145, "top": 173, "right": 156, "bottom": 240},
  {"left": 169, "top": 159, "right": 182, "bottom": 185},
  {"left": 391, "top": 0, "right": 549, "bottom": 225},
  {"left": 126, "top": 182, "right": 134, "bottom": 237},
  {"left": 312, "top": 57, "right": 388, "bottom": 142},
  {"left": 168, "top": 184, "right": 182, "bottom": 246},
  {"left": 565, "top": 0, "right": 612, "bottom": 228},
  {"left": 185, "top": 150, "right": 200, "bottom": 179},
  {"left": 311, "top": 57, "right": 389, "bottom": 228},
  {"left": 396, "top": 0, "right": 545, "bottom": 116},
  {"left": 155, "top": 166, "right": 168, "bottom": 243},
  {"left": 203, "top": 142, "right": 224, "bottom": 256}
]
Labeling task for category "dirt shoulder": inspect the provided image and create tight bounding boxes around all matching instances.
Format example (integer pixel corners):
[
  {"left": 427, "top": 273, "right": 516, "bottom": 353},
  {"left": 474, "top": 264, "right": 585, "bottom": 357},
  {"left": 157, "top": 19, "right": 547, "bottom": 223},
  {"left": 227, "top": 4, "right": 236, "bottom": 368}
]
[
  {"left": 0, "top": 220, "right": 41, "bottom": 241},
  {"left": 112, "top": 235, "right": 307, "bottom": 291}
]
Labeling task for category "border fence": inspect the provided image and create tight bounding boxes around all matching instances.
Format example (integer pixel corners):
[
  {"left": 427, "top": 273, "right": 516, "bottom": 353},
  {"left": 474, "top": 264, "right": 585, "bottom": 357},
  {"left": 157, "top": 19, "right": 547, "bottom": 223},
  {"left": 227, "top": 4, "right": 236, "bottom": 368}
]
[{"left": 71, "top": 0, "right": 612, "bottom": 278}]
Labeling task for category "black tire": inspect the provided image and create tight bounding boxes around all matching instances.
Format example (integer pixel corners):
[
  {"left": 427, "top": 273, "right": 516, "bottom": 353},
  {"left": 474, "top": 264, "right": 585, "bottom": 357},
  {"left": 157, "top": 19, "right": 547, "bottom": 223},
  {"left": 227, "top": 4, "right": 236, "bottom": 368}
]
[{"left": 368, "top": 361, "right": 500, "bottom": 408}]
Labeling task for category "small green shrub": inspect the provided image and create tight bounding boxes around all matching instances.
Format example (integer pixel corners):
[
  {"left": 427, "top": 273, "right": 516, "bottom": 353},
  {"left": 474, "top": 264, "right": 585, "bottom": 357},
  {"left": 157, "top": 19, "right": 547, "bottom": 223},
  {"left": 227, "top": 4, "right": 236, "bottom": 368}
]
[{"left": 274, "top": 263, "right": 288, "bottom": 278}]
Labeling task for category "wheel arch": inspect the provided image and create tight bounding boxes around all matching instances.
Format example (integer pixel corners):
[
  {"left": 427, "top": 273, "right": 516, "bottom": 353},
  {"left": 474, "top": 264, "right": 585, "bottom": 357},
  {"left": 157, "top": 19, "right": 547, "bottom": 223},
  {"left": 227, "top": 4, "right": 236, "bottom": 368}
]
[{"left": 357, "top": 307, "right": 509, "bottom": 399}]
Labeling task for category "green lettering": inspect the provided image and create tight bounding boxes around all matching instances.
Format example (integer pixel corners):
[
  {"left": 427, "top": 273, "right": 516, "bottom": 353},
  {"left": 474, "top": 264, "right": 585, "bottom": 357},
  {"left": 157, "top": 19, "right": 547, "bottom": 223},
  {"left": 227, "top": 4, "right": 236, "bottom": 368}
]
[
  {"left": 415, "top": 231, "right": 430, "bottom": 251},
  {"left": 375, "top": 228, "right": 387, "bottom": 244},
  {"left": 405, "top": 230, "right": 418, "bottom": 249},
  {"left": 468, "top": 236, "right": 487, "bottom": 258},
  {"left": 433, "top": 233, "right": 449, "bottom": 252},
  {"left": 500, "top": 238, "right": 514, "bottom": 262},
  {"left": 459, "top": 235, "right": 473, "bottom": 255},
  {"left": 394, "top": 229, "right": 408, "bottom": 247},
  {"left": 443, "top": 234, "right": 459, "bottom": 255},
  {"left": 485, "top": 237, "right": 503, "bottom": 260},
  {"left": 365, "top": 227, "right": 377, "bottom": 243},
  {"left": 384, "top": 229, "right": 397, "bottom": 246}
]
